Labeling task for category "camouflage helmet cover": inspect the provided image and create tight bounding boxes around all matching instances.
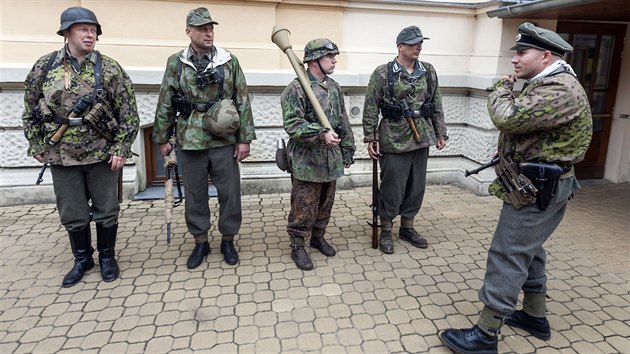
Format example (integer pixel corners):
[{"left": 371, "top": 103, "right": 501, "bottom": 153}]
[
  {"left": 303, "top": 38, "right": 339, "bottom": 62},
  {"left": 57, "top": 7, "right": 102, "bottom": 36},
  {"left": 204, "top": 99, "right": 241, "bottom": 137}
]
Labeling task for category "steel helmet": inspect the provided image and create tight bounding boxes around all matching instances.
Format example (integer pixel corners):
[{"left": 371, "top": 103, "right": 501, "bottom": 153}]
[
  {"left": 204, "top": 99, "right": 241, "bottom": 137},
  {"left": 303, "top": 38, "right": 339, "bottom": 62},
  {"left": 57, "top": 7, "right": 102, "bottom": 36}
]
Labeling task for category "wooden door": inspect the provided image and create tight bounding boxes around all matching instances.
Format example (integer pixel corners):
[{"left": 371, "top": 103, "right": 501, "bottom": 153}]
[{"left": 557, "top": 22, "right": 626, "bottom": 179}]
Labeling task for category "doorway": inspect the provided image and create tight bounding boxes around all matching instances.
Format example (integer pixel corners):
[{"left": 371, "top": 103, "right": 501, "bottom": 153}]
[{"left": 557, "top": 22, "right": 626, "bottom": 179}]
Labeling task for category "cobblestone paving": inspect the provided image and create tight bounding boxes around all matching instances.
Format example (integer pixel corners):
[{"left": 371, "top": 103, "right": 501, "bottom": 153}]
[{"left": 0, "top": 182, "right": 628, "bottom": 353}]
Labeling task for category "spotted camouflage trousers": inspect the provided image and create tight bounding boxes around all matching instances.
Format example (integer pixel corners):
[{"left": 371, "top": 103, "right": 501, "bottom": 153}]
[{"left": 287, "top": 179, "right": 337, "bottom": 243}]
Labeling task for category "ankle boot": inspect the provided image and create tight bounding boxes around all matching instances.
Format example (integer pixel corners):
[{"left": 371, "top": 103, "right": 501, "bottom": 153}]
[
  {"left": 62, "top": 226, "right": 95, "bottom": 288},
  {"left": 506, "top": 310, "right": 551, "bottom": 340},
  {"left": 440, "top": 325, "right": 498, "bottom": 354},
  {"left": 309, "top": 229, "right": 335, "bottom": 257},
  {"left": 96, "top": 224, "right": 120, "bottom": 282},
  {"left": 221, "top": 240, "right": 239, "bottom": 265},
  {"left": 187, "top": 242, "right": 210, "bottom": 269},
  {"left": 290, "top": 237, "right": 313, "bottom": 270}
]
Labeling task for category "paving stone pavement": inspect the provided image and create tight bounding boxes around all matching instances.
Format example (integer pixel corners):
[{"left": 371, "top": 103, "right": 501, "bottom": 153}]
[{"left": 0, "top": 182, "right": 628, "bottom": 354}]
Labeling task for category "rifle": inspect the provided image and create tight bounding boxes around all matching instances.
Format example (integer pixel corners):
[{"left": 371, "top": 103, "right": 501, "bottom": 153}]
[
  {"left": 368, "top": 127, "right": 379, "bottom": 249},
  {"left": 117, "top": 170, "right": 123, "bottom": 203},
  {"left": 35, "top": 163, "right": 47, "bottom": 185},
  {"left": 464, "top": 157, "right": 499, "bottom": 177},
  {"left": 163, "top": 135, "right": 183, "bottom": 244}
]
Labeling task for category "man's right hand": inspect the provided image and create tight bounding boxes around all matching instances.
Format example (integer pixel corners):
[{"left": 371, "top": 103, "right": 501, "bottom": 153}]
[
  {"left": 322, "top": 130, "right": 341, "bottom": 147},
  {"left": 367, "top": 141, "right": 380, "bottom": 160},
  {"left": 34, "top": 154, "right": 45, "bottom": 163},
  {"left": 159, "top": 143, "right": 173, "bottom": 157}
]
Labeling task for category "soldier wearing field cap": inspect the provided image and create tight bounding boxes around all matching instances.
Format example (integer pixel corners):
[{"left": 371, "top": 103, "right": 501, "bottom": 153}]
[
  {"left": 153, "top": 7, "right": 256, "bottom": 269},
  {"left": 362, "top": 25, "right": 448, "bottom": 254},
  {"left": 440, "top": 22, "right": 592, "bottom": 354}
]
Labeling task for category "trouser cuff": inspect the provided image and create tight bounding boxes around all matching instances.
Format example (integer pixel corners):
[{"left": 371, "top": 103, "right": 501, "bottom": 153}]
[
  {"left": 400, "top": 217, "right": 414, "bottom": 228},
  {"left": 193, "top": 232, "right": 208, "bottom": 243},
  {"left": 222, "top": 234, "right": 234, "bottom": 242},
  {"left": 523, "top": 292, "right": 547, "bottom": 318},
  {"left": 477, "top": 305, "right": 507, "bottom": 336},
  {"left": 380, "top": 217, "right": 393, "bottom": 231}
]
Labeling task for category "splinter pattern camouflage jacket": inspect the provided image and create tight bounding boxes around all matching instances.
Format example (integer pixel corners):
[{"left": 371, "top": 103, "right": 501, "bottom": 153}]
[
  {"left": 487, "top": 69, "right": 593, "bottom": 200},
  {"left": 362, "top": 59, "right": 447, "bottom": 153},
  {"left": 281, "top": 71, "right": 355, "bottom": 183},
  {"left": 153, "top": 46, "right": 256, "bottom": 149},
  {"left": 22, "top": 48, "right": 139, "bottom": 165}
]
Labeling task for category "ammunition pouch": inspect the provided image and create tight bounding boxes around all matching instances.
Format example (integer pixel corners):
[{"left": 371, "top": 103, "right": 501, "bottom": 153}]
[
  {"left": 496, "top": 157, "right": 538, "bottom": 209},
  {"left": 36, "top": 98, "right": 54, "bottom": 124},
  {"left": 83, "top": 102, "right": 119, "bottom": 141},
  {"left": 173, "top": 95, "right": 192, "bottom": 118},
  {"left": 420, "top": 102, "right": 435, "bottom": 118},
  {"left": 380, "top": 103, "right": 403, "bottom": 120},
  {"left": 519, "top": 162, "right": 565, "bottom": 210}
]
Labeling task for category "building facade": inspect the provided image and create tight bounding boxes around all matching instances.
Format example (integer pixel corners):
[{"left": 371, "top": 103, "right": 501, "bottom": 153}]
[{"left": 1, "top": 0, "right": 628, "bottom": 206}]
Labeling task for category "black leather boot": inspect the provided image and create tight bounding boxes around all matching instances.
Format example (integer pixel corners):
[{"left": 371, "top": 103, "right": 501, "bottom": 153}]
[
  {"left": 290, "top": 238, "right": 313, "bottom": 270},
  {"left": 506, "top": 310, "right": 551, "bottom": 340},
  {"left": 187, "top": 242, "right": 210, "bottom": 269},
  {"left": 221, "top": 240, "right": 239, "bottom": 265},
  {"left": 62, "top": 226, "right": 95, "bottom": 288},
  {"left": 309, "top": 229, "right": 336, "bottom": 257},
  {"left": 379, "top": 230, "right": 394, "bottom": 254},
  {"left": 96, "top": 224, "right": 120, "bottom": 282},
  {"left": 399, "top": 228, "right": 428, "bottom": 248},
  {"left": 440, "top": 325, "right": 498, "bottom": 354}
]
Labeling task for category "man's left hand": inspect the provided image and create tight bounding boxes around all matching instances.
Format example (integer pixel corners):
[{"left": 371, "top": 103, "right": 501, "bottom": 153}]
[
  {"left": 436, "top": 137, "right": 447, "bottom": 150},
  {"left": 234, "top": 143, "right": 250, "bottom": 163},
  {"left": 109, "top": 155, "right": 126, "bottom": 171}
]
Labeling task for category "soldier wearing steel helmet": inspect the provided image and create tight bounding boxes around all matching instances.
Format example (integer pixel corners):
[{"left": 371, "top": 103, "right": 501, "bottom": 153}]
[
  {"left": 281, "top": 38, "right": 356, "bottom": 270},
  {"left": 440, "top": 22, "right": 592, "bottom": 354},
  {"left": 153, "top": 7, "right": 256, "bottom": 269},
  {"left": 362, "top": 25, "right": 448, "bottom": 255},
  {"left": 22, "top": 6, "right": 139, "bottom": 287}
]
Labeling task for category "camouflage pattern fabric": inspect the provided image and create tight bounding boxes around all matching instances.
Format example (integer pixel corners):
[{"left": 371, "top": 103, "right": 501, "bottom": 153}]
[
  {"left": 303, "top": 38, "right": 339, "bottom": 62},
  {"left": 153, "top": 47, "right": 256, "bottom": 149},
  {"left": 281, "top": 71, "right": 355, "bottom": 183},
  {"left": 362, "top": 59, "right": 447, "bottom": 153},
  {"left": 287, "top": 179, "right": 336, "bottom": 240},
  {"left": 22, "top": 48, "right": 139, "bottom": 165},
  {"left": 487, "top": 71, "right": 593, "bottom": 201}
]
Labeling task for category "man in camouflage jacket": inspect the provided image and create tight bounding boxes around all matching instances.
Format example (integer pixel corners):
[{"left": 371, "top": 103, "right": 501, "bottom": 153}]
[
  {"left": 281, "top": 38, "right": 355, "bottom": 271},
  {"left": 362, "top": 26, "right": 448, "bottom": 254},
  {"left": 440, "top": 23, "right": 592, "bottom": 354},
  {"left": 22, "top": 7, "right": 139, "bottom": 287},
  {"left": 153, "top": 8, "right": 256, "bottom": 269}
]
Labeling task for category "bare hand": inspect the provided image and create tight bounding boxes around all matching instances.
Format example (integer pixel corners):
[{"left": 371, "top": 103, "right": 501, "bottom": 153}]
[
  {"left": 159, "top": 143, "right": 172, "bottom": 157},
  {"left": 367, "top": 141, "right": 380, "bottom": 160},
  {"left": 33, "top": 154, "right": 45, "bottom": 163},
  {"left": 109, "top": 155, "right": 126, "bottom": 171},
  {"left": 436, "top": 137, "right": 447, "bottom": 150},
  {"left": 322, "top": 131, "right": 341, "bottom": 147},
  {"left": 234, "top": 143, "right": 250, "bottom": 163},
  {"left": 503, "top": 74, "right": 517, "bottom": 83}
]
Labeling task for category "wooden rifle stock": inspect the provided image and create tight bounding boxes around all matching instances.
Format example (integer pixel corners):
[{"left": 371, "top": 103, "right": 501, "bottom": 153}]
[{"left": 271, "top": 26, "right": 333, "bottom": 130}]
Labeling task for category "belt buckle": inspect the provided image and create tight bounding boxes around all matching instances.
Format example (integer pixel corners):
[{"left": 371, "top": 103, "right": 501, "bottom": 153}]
[{"left": 68, "top": 117, "right": 83, "bottom": 126}]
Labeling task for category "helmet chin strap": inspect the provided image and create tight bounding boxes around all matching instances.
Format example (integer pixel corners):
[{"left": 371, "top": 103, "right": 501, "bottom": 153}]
[{"left": 316, "top": 58, "right": 328, "bottom": 78}]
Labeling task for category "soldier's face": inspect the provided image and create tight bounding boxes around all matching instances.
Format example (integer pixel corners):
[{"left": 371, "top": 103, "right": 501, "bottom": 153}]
[
  {"left": 398, "top": 42, "right": 422, "bottom": 61},
  {"left": 66, "top": 24, "right": 98, "bottom": 57},
  {"left": 187, "top": 24, "right": 214, "bottom": 53},
  {"left": 511, "top": 48, "right": 546, "bottom": 79},
  {"left": 317, "top": 54, "right": 337, "bottom": 75}
]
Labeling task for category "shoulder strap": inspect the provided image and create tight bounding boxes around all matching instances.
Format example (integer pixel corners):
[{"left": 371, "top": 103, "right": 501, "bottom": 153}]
[
  {"left": 45, "top": 51, "right": 58, "bottom": 75},
  {"left": 422, "top": 61, "right": 434, "bottom": 103},
  {"left": 91, "top": 52, "right": 103, "bottom": 104},
  {"left": 386, "top": 61, "right": 396, "bottom": 101}
]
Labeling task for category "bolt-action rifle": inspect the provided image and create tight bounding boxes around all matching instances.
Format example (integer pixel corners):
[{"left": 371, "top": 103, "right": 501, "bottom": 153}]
[
  {"left": 367, "top": 127, "right": 380, "bottom": 249},
  {"left": 464, "top": 157, "right": 499, "bottom": 177}
]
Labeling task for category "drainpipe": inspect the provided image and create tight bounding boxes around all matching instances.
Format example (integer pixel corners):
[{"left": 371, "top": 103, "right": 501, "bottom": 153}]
[{"left": 487, "top": 0, "right": 597, "bottom": 18}]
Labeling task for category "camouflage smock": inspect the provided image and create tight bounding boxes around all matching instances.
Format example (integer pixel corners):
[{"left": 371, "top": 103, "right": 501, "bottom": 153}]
[
  {"left": 153, "top": 46, "right": 256, "bottom": 148},
  {"left": 362, "top": 59, "right": 447, "bottom": 153},
  {"left": 22, "top": 48, "right": 139, "bottom": 165},
  {"left": 487, "top": 69, "right": 593, "bottom": 200},
  {"left": 281, "top": 71, "right": 356, "bottom": 183}
]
